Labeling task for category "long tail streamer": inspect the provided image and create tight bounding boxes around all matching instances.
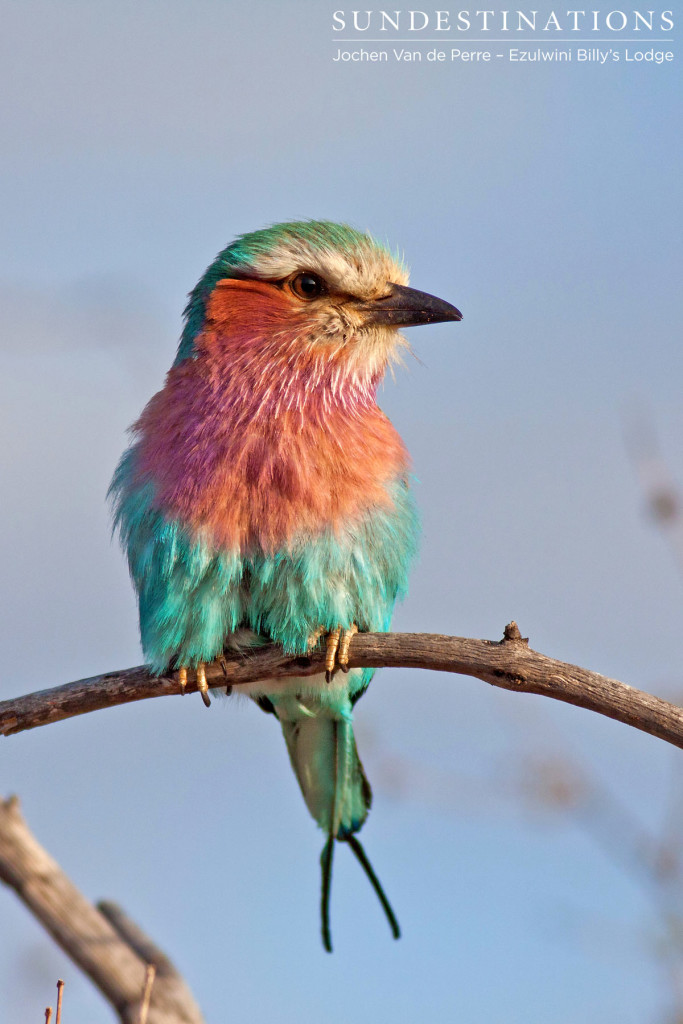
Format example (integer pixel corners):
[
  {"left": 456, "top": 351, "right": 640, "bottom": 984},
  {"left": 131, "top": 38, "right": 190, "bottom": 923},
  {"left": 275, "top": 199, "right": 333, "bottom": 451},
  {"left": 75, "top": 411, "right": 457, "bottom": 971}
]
[
  {"left": 320, "top": 835, "right": 335, "bottom": 952},
  {"left": 345, "top": 834, "right": 401, "bottom": 941},
  {"left": 319, "top": 834, "right": 401, "bottom": 952}
]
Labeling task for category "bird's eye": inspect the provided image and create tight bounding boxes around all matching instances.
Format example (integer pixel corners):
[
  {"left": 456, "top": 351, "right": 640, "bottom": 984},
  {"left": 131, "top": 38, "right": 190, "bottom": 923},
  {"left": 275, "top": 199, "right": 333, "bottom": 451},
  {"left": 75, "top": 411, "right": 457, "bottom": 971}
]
[{"left": 289, "top": 272, "right": 326, "bottom": 300}]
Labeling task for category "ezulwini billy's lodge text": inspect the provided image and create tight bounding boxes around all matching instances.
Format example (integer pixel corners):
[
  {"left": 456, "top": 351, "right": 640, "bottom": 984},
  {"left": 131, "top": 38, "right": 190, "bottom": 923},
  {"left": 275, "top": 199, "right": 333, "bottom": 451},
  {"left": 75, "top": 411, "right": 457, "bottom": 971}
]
[{"left": 332, "top": 46, "right": 674, "bottom": 62}]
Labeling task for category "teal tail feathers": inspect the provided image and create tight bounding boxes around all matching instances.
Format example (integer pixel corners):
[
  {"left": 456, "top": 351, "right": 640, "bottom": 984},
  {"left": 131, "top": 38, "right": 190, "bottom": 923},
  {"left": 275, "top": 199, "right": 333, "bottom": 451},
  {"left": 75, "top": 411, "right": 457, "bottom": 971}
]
[
  {"left": 320, "top": 834, "right": 401, "bottom": 952},
  {"left": 280, "top": 713, "right": 400, "bottom": 952},
  {"left": 281, "top": 714, "right": 371, "bottom": 838}
]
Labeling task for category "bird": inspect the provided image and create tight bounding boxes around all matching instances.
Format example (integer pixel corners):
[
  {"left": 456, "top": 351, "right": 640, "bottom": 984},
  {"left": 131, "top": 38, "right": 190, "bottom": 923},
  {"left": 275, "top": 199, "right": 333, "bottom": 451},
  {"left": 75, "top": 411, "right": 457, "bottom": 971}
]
[{"left": 110, "top": 220, "right": 461, "bottom": 950}]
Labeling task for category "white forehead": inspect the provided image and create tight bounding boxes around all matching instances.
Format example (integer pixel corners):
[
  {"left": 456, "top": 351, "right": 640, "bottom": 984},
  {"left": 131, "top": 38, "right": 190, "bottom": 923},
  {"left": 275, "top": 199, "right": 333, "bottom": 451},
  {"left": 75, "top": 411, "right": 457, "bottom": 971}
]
[{"left": 248, "top": 235, "right": 410, "bottom": 298}]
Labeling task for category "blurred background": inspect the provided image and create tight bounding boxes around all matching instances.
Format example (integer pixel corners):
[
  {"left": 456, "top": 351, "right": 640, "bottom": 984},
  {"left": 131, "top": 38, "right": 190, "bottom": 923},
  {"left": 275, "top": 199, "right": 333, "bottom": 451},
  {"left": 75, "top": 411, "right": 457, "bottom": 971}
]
[{"left": 1, "top": 2, "right": 682, "bottom": 1021}]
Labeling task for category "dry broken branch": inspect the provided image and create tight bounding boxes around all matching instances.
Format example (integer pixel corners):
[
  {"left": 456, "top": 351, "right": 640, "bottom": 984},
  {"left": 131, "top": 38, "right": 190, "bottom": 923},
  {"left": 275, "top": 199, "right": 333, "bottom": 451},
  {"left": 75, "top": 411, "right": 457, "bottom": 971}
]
[
  {"left": 0, "top": 796, "right": 204, "bottom": 1024},
  {"left": 0, "top": 624, "right": 682, "bottom": 751}
]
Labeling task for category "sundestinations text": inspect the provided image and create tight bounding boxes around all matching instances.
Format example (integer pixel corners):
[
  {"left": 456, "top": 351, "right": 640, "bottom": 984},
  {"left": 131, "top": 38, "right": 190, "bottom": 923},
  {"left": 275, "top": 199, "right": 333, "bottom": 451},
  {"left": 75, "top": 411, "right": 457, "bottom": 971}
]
[{"left": 332, "top": 9, "right": 674, "bottom": 32}]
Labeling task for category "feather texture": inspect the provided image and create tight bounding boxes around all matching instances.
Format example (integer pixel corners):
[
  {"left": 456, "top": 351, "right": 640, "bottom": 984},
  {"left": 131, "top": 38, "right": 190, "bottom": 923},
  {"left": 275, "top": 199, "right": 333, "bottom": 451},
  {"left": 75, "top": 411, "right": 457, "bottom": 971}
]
[{"left": 109, "top": 220, "right": 456, "bottom": 947}]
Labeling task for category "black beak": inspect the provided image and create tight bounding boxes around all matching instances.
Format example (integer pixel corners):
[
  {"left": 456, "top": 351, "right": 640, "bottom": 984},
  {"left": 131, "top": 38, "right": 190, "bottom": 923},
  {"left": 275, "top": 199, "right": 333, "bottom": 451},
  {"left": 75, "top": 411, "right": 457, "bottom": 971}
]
[{"left": 358, "top": 282, "right": 462, "bottom": 328}]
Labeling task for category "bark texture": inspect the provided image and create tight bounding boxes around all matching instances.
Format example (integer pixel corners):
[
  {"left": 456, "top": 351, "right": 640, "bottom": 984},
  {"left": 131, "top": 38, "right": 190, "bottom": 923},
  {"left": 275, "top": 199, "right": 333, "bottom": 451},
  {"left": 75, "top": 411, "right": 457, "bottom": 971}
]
[
  {"left": 0, "top": 624, "right": 681, "bottom": 750},
  {"left": 0, "top": 797, "right": 205, "bottom": 1024}
]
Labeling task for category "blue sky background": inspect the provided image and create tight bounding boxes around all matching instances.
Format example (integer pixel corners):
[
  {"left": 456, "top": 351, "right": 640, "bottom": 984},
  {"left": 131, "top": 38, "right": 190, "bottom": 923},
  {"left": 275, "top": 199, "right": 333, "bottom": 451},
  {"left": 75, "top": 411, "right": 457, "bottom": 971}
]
[{"left": 1, "top": 2, "right": 682, "bottom": 1021}]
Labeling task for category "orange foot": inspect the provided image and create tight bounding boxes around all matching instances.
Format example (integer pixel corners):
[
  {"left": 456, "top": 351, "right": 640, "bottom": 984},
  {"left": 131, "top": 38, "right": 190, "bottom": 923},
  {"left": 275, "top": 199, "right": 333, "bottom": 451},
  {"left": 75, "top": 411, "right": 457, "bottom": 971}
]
[
  {"left": 324, "top": 624, "right": 359, "bottom": 683},
  {"left": 178, "top": 663, "right": 211, "bottom": 707}
]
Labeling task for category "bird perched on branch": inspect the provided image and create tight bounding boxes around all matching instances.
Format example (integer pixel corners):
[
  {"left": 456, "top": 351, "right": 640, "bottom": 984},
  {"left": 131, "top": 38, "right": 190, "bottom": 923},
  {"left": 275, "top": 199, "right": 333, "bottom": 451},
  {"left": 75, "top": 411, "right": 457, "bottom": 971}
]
[{"left": 110, "top": 220, "right": 461, "bottom": 950}]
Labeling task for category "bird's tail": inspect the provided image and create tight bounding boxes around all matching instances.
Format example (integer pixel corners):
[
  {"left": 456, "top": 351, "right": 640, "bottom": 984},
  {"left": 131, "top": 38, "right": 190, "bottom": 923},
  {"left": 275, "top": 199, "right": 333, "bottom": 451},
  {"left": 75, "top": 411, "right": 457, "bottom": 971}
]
[{"left": 280, "top": 713, "right": 400, "bottom": 951}]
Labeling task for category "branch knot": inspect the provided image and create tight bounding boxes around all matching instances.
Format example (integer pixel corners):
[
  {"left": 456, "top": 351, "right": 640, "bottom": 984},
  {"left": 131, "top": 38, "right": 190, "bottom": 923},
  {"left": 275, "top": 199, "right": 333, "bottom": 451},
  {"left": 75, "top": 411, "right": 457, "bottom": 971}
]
[{"left": 502, "top": 621, "right": 529, "bottom": 645}]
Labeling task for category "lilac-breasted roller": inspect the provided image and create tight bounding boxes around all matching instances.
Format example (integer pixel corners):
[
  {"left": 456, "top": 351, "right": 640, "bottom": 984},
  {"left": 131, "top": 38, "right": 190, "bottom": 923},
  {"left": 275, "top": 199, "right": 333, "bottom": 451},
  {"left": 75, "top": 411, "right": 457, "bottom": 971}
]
[{"left": 110, "top": 221, "right": 461, "bottom": 950}]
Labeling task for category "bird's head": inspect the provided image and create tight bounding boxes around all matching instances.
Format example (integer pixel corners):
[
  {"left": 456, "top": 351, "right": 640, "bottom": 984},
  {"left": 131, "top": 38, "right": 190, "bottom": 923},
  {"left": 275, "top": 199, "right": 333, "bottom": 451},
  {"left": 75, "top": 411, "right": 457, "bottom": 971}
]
[{"left": 175, "top": 221, "right": 461, "bottom": 386}]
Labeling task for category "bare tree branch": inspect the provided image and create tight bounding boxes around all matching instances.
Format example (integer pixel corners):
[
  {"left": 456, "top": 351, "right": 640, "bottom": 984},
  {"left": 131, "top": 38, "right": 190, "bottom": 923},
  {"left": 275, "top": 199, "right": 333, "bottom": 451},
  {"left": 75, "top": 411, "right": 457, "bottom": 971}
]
[
  {"left": 0, "top": 796, "right": 205, "bottom": 1024},
  {"left": 1, "top": 623, "right": 682, "bottom": 751}
]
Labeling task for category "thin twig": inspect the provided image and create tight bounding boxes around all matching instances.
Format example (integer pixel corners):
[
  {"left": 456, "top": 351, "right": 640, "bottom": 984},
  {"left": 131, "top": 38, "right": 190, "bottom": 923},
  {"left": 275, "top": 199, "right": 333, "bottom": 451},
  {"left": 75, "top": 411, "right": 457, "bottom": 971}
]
[
  {"left": 0, "top": 624, "right": 682, "bottom": 751},
  {"left": 55, "top": 981, "right": 64, "bottom": 1024},
  {"left": 44, "top": 1009, "right": 52, "bottom": 1024},
  {"left": 139, "top": 965, "right": 156, "bottom": 1024}
]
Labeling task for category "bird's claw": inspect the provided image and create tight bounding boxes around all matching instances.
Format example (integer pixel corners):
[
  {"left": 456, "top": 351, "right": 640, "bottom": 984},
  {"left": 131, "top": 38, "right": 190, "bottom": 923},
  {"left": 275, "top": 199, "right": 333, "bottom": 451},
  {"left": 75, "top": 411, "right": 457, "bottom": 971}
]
[
  {"left": 177, "top": 663, "right": 211, "bottom": 707},
  {"left": 325, "top": 627, "right": 341, "bottom": 682},
  {"left": 324, "top": 624, "right": 358, "bottom": 682},
  {"left": 338, "top": 624, "right": 358, "bottom": 673}
]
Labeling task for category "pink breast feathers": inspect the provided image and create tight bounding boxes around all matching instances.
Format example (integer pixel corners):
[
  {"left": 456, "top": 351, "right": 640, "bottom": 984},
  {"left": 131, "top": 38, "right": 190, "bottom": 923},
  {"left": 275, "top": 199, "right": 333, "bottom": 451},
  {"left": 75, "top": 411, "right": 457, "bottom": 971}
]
[{"left": 132, "top": 280, "right": 410, "bottom": 553}]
